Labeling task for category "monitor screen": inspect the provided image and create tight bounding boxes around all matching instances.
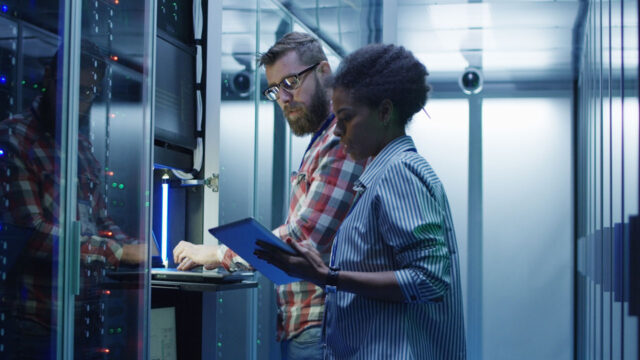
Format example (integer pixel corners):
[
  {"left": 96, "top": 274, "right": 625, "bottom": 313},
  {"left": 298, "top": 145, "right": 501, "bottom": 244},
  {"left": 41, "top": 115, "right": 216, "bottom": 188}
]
[{"left": 154, "top": 36, "right": 196, "bottom": 150}]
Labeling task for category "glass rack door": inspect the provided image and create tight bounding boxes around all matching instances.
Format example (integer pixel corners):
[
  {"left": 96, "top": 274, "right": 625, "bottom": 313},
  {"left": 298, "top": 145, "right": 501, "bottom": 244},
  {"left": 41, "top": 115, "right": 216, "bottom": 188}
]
[
  {"left": 71, "top": 0, "right": 154, "bottom": 359},
  {"left": 0, "top": 0, "right": 154, "bottom": 358},
  {"left": 0, "top": 1, "right": 71, "bottom": 358}
]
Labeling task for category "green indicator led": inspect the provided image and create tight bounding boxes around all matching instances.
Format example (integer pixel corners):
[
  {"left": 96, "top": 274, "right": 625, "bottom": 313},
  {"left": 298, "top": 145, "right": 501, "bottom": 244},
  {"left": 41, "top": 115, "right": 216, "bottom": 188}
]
[
  {"left": 145, "top": 201, "right": 150, "bottom": 207},
  {"left": 33, "top": 84, "right": 38, "bottom": 88},
  {"left": 118, "top": 184, "right": 124, "bottom": 189},
  {"left": 112, "top": 182, "right": 117, "bottom": 188},
  {"left": 116, "top": 327, "right": 122, "bottom": 333},
  {"left": 217, "top": 342, "right": 222, "bottom": 348},
  {"left": 257, "top": 339, "right": 261, "bottom": 345},
  {"left": 41, "top": 88, "right": 46, "bottom": 92},
  {"left": 21, "top": 80, "right": 26, "bottom": 85},
  {"left": 218, "top": 298, "right": 223, "bottom": 303}
]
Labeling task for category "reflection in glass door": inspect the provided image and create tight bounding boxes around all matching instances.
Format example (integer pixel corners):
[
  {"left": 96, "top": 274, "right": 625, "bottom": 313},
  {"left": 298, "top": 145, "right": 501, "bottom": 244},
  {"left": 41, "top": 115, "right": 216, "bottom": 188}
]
[
  {"left": 0, "top": 0, "right": 154, "bottom": 358},
  {"left": 73, "top": 0, "right": 154, "bottom": 359},
  {"left": 0, "top": 1, "right": 67, "bottom": 358}
]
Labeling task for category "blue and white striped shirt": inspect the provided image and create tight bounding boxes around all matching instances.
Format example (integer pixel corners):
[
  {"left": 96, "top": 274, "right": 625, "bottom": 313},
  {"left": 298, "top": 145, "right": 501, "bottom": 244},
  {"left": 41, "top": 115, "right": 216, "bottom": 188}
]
[{"left": 324, "top": 136, "right": 466, "bottom": 359}]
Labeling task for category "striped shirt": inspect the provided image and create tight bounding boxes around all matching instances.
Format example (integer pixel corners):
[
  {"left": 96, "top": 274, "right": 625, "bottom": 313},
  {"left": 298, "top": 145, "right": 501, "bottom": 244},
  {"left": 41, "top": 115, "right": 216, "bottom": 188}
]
[
  {"left": 221, "top": 114, "right": 365, "bottom": 340},
  {"left": 324, "top": 136, "right": 466, "bottom": 359}
]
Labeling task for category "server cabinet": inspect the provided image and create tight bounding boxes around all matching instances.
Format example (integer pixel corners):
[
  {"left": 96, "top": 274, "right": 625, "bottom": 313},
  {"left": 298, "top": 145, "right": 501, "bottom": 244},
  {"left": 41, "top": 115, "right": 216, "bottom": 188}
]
[{"left": 0, "top": 0, "right": 155, "bottom": 358}]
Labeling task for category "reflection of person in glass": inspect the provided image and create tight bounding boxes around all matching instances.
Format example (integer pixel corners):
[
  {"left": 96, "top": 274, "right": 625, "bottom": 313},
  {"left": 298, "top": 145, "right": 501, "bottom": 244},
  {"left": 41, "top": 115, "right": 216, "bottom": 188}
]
[{"left": 0, "top": 43, "right": 144, "bottom": 359}]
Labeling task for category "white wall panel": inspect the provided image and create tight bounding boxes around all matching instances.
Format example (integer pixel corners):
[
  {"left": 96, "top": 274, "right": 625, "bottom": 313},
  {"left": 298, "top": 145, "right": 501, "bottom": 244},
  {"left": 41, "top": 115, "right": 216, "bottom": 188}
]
[{"left": 482, "top": 97, "right": 573, "bottom": 360}]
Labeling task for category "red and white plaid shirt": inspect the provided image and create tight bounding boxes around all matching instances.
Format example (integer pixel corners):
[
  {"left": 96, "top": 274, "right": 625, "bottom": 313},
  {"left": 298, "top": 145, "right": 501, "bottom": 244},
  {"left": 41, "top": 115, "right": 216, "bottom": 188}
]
[
  {"left": 0, "top": 99, "right": 132, "bottom": 328},
  {"left": 221, "top": 114, "right": 365, "bottom": 340}
]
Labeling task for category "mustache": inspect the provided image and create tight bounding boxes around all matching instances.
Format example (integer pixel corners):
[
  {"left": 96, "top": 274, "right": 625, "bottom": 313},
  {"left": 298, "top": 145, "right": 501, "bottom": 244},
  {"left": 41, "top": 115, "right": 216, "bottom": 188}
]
[{"left": 283, "top": 103, "right": 305, "bottom": 113}]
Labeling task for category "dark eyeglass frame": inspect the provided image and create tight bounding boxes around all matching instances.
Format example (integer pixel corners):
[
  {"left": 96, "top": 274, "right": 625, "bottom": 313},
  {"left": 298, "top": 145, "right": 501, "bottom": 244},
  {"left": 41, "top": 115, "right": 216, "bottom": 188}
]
[{"left": 263, "top": 62, "right": 320, "bottom": 101}]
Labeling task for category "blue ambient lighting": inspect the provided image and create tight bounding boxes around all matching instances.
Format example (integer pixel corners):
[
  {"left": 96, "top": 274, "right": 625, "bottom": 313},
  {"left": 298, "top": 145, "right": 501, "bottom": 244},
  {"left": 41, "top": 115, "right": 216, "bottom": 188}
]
[{"left": 161, "top": 175, "right": 169, "bottom": 266}]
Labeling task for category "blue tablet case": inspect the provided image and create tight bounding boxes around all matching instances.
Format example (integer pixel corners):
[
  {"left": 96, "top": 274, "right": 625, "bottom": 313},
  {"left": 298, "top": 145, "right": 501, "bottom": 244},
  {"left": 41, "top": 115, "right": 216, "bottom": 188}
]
[{"left": 208, "top": 218, "right": 301, "bottom": 285}]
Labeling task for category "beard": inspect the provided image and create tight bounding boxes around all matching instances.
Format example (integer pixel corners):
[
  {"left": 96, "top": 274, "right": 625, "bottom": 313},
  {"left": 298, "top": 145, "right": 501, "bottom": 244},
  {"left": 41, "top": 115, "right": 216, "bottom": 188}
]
[{"left": 283, "top": 76, "right": 329, "bottom": 136}]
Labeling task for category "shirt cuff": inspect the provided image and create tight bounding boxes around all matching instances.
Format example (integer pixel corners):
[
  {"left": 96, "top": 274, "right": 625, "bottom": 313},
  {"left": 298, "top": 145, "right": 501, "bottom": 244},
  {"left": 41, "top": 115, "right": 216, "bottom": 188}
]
[
  {"left": 81, "top": 235, "right": 122, "bottom": 267},
  {"left": 394, "top": 269, "right": 422, "bottom": 303},
  {"left": 220, "top": 245, "right": 251, "bottom": 271}
]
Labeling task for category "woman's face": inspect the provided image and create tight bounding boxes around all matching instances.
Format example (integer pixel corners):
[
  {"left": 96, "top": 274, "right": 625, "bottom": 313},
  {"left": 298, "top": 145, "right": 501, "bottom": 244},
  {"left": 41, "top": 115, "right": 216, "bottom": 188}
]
[{"left": 332, "top": 87, "right": 388, "bottom": 161}]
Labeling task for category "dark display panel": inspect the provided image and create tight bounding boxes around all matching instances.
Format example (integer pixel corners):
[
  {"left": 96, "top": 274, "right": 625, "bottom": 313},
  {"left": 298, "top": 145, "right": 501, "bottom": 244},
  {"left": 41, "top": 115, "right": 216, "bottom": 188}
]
[
  {"left": 157, "top": 0, "right": 194, "bottom": 45},
  {"left": 154, "top": 35, "right": 196, "bottom": 150}
]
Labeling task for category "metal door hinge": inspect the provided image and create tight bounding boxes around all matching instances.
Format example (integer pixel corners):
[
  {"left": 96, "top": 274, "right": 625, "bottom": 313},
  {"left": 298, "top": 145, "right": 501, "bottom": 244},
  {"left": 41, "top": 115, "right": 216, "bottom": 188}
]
[{"left": 204, "top": 173, "right": 219, "bottom": 192}]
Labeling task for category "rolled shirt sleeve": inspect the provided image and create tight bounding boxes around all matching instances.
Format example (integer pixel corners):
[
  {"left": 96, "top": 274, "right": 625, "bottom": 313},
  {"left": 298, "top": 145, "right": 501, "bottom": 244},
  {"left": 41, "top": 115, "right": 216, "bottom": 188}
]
[
  {"left": 220, "top": 243, "right": 251, "bottom": 271},
  {"left": 378, "top": 159, "right": 452, "bottom": 303}
]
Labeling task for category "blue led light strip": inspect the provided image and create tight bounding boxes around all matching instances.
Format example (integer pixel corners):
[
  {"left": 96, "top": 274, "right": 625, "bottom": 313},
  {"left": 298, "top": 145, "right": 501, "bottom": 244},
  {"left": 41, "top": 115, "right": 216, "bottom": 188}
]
[{"left": 161, "top": 181, "right": 169, "bottom": 267}]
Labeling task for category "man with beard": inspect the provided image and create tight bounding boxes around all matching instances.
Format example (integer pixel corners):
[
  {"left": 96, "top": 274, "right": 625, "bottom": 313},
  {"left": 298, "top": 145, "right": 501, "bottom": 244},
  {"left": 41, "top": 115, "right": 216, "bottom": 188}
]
[{"left": 172, "top": 32, "right": 365, "bottom": 359}]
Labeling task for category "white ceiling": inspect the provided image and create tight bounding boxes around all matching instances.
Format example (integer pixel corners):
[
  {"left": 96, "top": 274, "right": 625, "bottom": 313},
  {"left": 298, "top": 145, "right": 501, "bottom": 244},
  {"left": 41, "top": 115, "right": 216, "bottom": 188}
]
[
  {"left": 396, "top": 0, "right": 580, "bottom": 83},
  {"left": 220, "top": 0, "right": 640, "bottom": 85}
]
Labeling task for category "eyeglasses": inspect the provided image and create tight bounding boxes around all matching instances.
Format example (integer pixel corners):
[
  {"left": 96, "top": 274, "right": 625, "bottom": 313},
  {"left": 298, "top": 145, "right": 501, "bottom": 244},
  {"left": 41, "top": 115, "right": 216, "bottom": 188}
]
[{"left": 263, "top": 62, "right": 320, "bottom": 101}]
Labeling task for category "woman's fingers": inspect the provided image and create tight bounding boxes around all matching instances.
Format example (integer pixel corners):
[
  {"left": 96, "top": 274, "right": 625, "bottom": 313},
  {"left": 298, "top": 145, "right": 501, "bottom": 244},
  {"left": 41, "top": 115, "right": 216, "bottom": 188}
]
[
  {"left": 289, "top": 240, "right": 305, "bottom": 254},
  {"left": 255, "top": 239, "right": 326, "bottom": 284}
]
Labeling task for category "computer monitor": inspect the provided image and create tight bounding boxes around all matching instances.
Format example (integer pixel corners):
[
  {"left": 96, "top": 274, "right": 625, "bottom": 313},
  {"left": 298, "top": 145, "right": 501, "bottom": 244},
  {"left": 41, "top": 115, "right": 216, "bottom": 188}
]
[{"left": 154, "top": 35, "right": 196, "bottom": 150}]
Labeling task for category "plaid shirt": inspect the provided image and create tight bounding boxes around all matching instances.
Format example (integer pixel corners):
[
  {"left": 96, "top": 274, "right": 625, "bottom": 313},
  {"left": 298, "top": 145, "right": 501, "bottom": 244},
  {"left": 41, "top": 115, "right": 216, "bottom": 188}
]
[
  {"left": 221, "top": 114, "right": 365, "bottom": 340},
  {"left": 0, "top": 99, "right": 130, "bottom": 328}
]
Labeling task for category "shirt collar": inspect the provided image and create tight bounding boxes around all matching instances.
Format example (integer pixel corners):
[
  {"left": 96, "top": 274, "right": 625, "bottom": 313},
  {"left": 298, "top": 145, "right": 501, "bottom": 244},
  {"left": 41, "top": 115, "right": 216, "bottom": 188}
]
[
  {"left": 308, "top": 113, "right": 335, "bottom": 148},
  {"left": 299, "top": 113, "right": 335, "bottom": 170},
  {"left": 355, "top": 135, "right": 416, "bottom": 190}
]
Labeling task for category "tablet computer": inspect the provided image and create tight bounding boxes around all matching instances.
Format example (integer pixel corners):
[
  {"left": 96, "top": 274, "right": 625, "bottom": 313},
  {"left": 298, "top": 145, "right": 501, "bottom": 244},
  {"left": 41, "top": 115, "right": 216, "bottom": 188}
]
[{"left": 208, "top": 217, "right": 301, "bottom": 285}]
